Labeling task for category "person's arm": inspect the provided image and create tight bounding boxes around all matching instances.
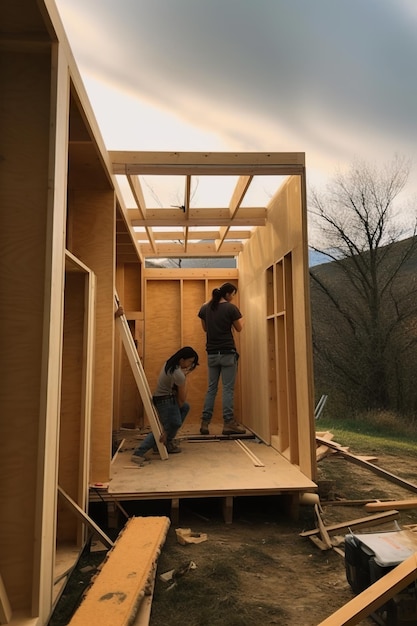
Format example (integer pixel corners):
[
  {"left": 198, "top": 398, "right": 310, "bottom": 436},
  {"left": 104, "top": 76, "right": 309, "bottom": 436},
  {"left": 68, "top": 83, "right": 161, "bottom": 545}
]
[
  {"left": 200, "top": 318, "right": 207, "bottom": 332},
  {"left": 233, "top": 316, "right": 244, "bottom": 332},
  {"left": 176, "top": 376, "right": 188, "bottom": 406}
]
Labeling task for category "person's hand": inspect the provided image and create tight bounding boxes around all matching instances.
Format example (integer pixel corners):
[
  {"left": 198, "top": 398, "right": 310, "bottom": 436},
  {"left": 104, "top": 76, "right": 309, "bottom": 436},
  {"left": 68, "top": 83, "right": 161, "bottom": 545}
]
[
  {"left": 115, "top": 306, "right": 124, "bottom": 318},
  {"left": 159, "top": 431, "right": 167, "bottom": 444}
]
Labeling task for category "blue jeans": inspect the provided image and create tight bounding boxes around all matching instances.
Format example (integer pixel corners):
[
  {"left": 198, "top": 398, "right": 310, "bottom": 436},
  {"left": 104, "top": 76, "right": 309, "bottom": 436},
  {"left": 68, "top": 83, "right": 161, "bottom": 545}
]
[
  {"left": 133, "top": 399, "right": 190, "bottom": 457},
  {"left": 202, "top": 352, "right": 238, "bottom": 423}
]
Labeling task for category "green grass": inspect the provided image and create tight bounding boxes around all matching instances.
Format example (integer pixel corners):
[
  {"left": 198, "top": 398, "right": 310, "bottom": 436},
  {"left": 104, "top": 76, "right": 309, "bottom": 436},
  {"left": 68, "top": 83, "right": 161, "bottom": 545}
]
[{"left": 316, "top": 411, "right": 417, "bottom": 456}]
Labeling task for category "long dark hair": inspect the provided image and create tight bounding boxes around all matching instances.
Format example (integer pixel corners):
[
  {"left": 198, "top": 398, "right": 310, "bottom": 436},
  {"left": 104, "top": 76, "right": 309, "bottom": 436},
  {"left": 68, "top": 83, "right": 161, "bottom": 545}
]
[
  {"left": 209, "top": 282, "right": 237, "bottom": 311},
  {"left": 165, "top": 346, "right": 199, "bottom": 374}
]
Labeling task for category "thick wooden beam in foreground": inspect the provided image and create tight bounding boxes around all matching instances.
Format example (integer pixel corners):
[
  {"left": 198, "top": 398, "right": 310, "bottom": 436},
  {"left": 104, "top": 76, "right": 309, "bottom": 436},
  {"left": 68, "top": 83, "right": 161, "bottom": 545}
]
[
  {"left": 317, "top": 553, "right": 417, "bottom": 626},
  {"left": 68, "top": 517, "right": 170, "bottom": 626}
]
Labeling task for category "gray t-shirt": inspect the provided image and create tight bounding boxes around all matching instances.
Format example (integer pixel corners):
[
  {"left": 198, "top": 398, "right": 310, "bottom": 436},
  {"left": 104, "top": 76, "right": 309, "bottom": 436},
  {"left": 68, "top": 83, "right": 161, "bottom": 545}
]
[{"left": 154, "top": 364, "right": 186, "bottom": 396}]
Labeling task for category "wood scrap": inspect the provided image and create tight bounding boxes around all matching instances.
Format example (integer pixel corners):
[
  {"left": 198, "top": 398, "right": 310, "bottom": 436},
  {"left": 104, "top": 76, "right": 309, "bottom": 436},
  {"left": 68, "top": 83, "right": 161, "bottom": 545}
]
[
  {"left": 309, "top": 535, "right": 330, "bottom": 551},
  {"left": 365, "top": 498, "right": 417, "bottom": 512},
  {"left": 314, "top": 504, "right": 333, "bottom": 549},
  {"left": 300, "top": 509, "right": 399, "bottom": 538}
]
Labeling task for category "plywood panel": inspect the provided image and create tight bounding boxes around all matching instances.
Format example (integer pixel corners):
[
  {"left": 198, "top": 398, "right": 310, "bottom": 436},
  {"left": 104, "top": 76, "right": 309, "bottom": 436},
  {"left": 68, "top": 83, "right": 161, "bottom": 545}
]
[
  {"left": 238, "top": 174, "right": 315, "bottom": 479},
  {"left": 182, "top": 281, "right": 207, "bottom": 423},
  {"left": 58, "top": 271, "right": 85, "bottom": 542},
  {"left": 69, "top": 187, "right": 115, "bottom": 483},
  {"left": 0, "top": 45, "right": 53, "bottom": 611},
  {"left": 145, "top": 280, "right": 181, "bottom": 396}
]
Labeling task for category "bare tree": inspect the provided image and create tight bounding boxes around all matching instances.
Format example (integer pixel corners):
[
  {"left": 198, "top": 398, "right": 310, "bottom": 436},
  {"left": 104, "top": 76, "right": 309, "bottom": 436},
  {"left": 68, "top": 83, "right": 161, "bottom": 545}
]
[{"left": 309, "top": 155, "right": 417, "bottom": 412}]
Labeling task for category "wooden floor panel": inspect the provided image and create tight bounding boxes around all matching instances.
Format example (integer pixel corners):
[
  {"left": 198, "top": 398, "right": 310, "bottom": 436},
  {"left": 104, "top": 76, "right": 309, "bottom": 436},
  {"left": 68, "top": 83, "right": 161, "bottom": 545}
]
[{"left": 104, "top": 426, "right": 316, "bottom": 501}]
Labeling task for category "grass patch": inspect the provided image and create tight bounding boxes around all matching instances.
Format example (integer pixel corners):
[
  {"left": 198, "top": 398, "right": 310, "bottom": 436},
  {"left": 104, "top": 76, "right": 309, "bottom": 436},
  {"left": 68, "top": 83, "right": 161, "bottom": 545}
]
[
  {"left": 316, "top": 410, "right": 417, "bottom": 456},
  {"left": 151, "top": 558, "right": 286, "bottom": 626}
]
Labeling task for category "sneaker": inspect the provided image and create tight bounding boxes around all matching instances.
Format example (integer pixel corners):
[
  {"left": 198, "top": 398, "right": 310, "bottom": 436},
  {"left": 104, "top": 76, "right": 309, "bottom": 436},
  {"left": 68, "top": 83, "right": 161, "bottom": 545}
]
[
  {"left": 222, "top": 420, "right": 246, "bottom": 435},
  {"left": 200, "top": 421, "right": 210, "bottom": 435},
  {"left": 167, "top": 441, "right": 182, "bottom": 454},
  {"left": 131, "top": 454, "right": 149, "bottom": 465}
]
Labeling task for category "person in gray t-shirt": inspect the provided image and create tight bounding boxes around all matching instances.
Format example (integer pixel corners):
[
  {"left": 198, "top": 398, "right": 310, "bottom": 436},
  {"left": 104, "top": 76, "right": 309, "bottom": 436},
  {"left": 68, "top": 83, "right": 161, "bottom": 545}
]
[{"left": 131, "top": 346, "right": 199, "bottom": 464}]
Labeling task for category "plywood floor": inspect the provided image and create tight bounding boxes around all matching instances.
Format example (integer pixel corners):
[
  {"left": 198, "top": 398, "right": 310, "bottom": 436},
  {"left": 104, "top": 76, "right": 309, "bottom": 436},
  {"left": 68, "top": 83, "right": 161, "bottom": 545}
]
[{"left": 99, "top": 424, "right": 316, "bottom": 501}]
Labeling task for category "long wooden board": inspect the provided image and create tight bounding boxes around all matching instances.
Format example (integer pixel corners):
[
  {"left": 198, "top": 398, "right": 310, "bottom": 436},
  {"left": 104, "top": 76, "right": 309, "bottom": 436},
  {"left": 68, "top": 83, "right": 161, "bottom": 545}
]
[
  {"left": 300, "top": 510, "right": 400, "bottom": 538},
  {"left": 315, "top": 436, "right": 417, "bottom": 494},
  {"left": 68, "top": 516, "right": 170, "bottom": 626},
  {"left": 365, "top": 499, "right": 417, "bottom": 512},
  {"left": 317, "top": 552, "right": 417, "bottom": 625},
  {"left": 115, "top": 295, "right": 168, "bottom": 460}
]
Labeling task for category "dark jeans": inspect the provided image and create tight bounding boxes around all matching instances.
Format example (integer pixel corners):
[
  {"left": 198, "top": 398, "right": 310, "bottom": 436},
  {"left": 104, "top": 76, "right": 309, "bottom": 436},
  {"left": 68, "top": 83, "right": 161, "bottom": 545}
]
[{"left": 133, "top": 398, "right": 190, "bottom": 457}]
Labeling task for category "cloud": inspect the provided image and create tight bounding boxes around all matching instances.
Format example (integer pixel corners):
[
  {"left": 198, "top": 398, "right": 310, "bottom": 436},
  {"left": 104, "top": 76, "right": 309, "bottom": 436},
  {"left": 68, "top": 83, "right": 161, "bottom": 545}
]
[{"left": 56, "top": 0, "right": 417, "bottom": 195}]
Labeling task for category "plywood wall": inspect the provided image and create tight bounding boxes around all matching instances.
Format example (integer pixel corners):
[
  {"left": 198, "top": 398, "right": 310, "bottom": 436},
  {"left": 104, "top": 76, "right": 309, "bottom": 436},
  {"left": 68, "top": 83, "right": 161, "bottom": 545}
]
[
  {"left": 68, "top": 188, "right": 115, "bottom": 483},
  {"left": 143, "top": 270, "right": 240, "bottom": 425},
  {"left": 238, "top": 175, "right": 316, "bottom": 479}
]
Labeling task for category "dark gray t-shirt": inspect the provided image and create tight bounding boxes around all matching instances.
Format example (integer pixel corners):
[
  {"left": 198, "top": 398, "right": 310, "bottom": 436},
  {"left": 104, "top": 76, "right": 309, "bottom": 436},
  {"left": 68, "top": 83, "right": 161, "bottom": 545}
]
[{"left": 198, "top": 301, "right": 242, "bottom": 351}]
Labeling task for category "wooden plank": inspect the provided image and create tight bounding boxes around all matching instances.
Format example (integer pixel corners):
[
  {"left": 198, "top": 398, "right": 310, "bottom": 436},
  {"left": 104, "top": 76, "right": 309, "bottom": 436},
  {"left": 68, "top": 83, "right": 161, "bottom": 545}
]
[
  {"left": 315, "top": 436, "right": 417, "bottom": 494},
  {"left": 58, "top": 486, "right": 114, "bottom": 549},
  {"left": 317, "top": 552, "right": 417, "bottom": 626},
  {"left": 314, "top": 504, "right": 332, "bottom": 550},
  {"left": 365, "top": 499, "right": 417, "bottom": 512},
  {"left": 0, "top": 574, "right": 12, "bottom": 624},
  {"left": 300, "top": 510, "right": 400, "bottom": 538},
  {"left": 115, "top": 296, "right": 168, "bottom": 460},
  {"left": 68, "top": 517, "right": 170, "bottom": 626}
]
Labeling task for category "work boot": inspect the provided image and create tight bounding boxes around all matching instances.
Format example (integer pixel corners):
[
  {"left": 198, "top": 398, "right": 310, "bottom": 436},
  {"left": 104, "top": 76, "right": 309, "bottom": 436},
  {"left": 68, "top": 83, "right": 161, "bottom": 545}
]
[
  {"left": 167, "top": 441, "right": 182, "bottom": 453},
  {"left": 131, "top": 454, "right": 150, "bottom": 465},
  {"left": 222, "top": 420, "right": 246, "bottom": 435},
  {"left": 200, "top": 420, "right": 210, "bottom": 435}
]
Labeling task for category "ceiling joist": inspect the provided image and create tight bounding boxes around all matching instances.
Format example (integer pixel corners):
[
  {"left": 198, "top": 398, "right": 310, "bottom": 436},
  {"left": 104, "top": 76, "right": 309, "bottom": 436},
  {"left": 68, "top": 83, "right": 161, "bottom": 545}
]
[{"left": 111, "top": 152, "right": 305, "bottom": 260}]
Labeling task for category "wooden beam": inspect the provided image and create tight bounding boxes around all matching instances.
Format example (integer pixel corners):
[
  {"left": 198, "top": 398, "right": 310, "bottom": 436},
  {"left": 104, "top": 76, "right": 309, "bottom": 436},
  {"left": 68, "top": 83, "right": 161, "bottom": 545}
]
[
  {"left": 58, "top": 486, "right": 114, "bottom": 549},
  {"left": 317, "top": 552, "right": 417, "bottom": 626},
  {"left": 127, "top": 175, "right": 157, "bottom": 253},
  {"left": 139, "top": 241, "right": 243, "bottom": 257},
  {"left": 300, "top": 510, "right": 400, "bottom": 538},
  {"left": 365, "top": 499, "right": 417, "bottom": 512},
  {"left": 0, "top": 574, "right": 12, "bottom": 624},
  {"left": 229, "top": 175, "right": 252, "bottom": 217},
  {"left": 68, "top": 517, "right": 170, "bottom": 626},
  {"left": 110, "top": 151, "right": 305, "bottom": 176},
  {"left": 316, "top": 436, "right": 417, "bottom": 495}
]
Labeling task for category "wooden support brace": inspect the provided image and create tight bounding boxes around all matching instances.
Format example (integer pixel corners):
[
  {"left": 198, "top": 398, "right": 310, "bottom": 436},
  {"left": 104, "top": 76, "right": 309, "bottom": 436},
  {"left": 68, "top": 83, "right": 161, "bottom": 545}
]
[
  {"left": 171, "top": 498, "right": 180, "bottom": 525},
  {"left": 222, "top": 496, "right": 233, "bottom": 524},
  {"left": 58, "top": 486, "right": 114, "bottom": 549}
]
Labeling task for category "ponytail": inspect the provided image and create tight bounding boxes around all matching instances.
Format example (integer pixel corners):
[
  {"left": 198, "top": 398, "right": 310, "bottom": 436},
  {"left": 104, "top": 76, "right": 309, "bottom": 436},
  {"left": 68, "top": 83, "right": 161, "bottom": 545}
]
[{"left": 209, "top": 282, "right": 237, "bottom": 310}]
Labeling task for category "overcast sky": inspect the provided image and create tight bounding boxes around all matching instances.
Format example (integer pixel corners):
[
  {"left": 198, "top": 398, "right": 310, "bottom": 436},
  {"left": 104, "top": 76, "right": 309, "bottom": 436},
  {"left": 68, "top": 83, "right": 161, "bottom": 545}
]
[{"left": 55, "top": 0, "right": 417, "bottom": 199}]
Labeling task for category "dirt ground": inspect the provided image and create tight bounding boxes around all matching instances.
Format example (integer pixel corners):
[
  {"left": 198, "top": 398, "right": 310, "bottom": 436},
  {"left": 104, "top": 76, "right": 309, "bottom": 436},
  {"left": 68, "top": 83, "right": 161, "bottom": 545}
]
[
  {"left": 150, "top": 448, "right": 417, "bottom": 626},
  {"left": 50, "top": 446, "right": 417, "bottom": 626}
]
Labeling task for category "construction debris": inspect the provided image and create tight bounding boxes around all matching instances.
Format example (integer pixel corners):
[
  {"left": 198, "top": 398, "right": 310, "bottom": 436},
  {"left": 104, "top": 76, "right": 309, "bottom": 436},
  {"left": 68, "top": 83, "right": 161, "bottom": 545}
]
[{"left": 175, "top": 528, "right": 208, "bottom": 545}]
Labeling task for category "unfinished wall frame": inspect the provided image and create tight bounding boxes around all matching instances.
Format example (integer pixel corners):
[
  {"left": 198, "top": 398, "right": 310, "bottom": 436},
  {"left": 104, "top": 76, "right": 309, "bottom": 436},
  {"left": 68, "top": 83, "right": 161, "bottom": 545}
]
[{"left": 1, "top": 2, "right": 316, "bottom": 624}]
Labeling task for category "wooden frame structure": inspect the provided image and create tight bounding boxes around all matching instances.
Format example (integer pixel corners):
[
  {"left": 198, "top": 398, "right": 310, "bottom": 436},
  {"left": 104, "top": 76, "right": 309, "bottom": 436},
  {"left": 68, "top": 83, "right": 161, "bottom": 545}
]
[{"left": 1, "top": 1, "right": 316, "bottom": 624}]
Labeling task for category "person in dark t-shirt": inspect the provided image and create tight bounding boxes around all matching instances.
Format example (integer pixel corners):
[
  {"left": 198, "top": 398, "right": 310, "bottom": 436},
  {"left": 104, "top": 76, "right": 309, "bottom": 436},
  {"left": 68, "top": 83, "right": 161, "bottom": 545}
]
[{"left": 198, "top": 282, "right": 246, "bottom": 436}]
